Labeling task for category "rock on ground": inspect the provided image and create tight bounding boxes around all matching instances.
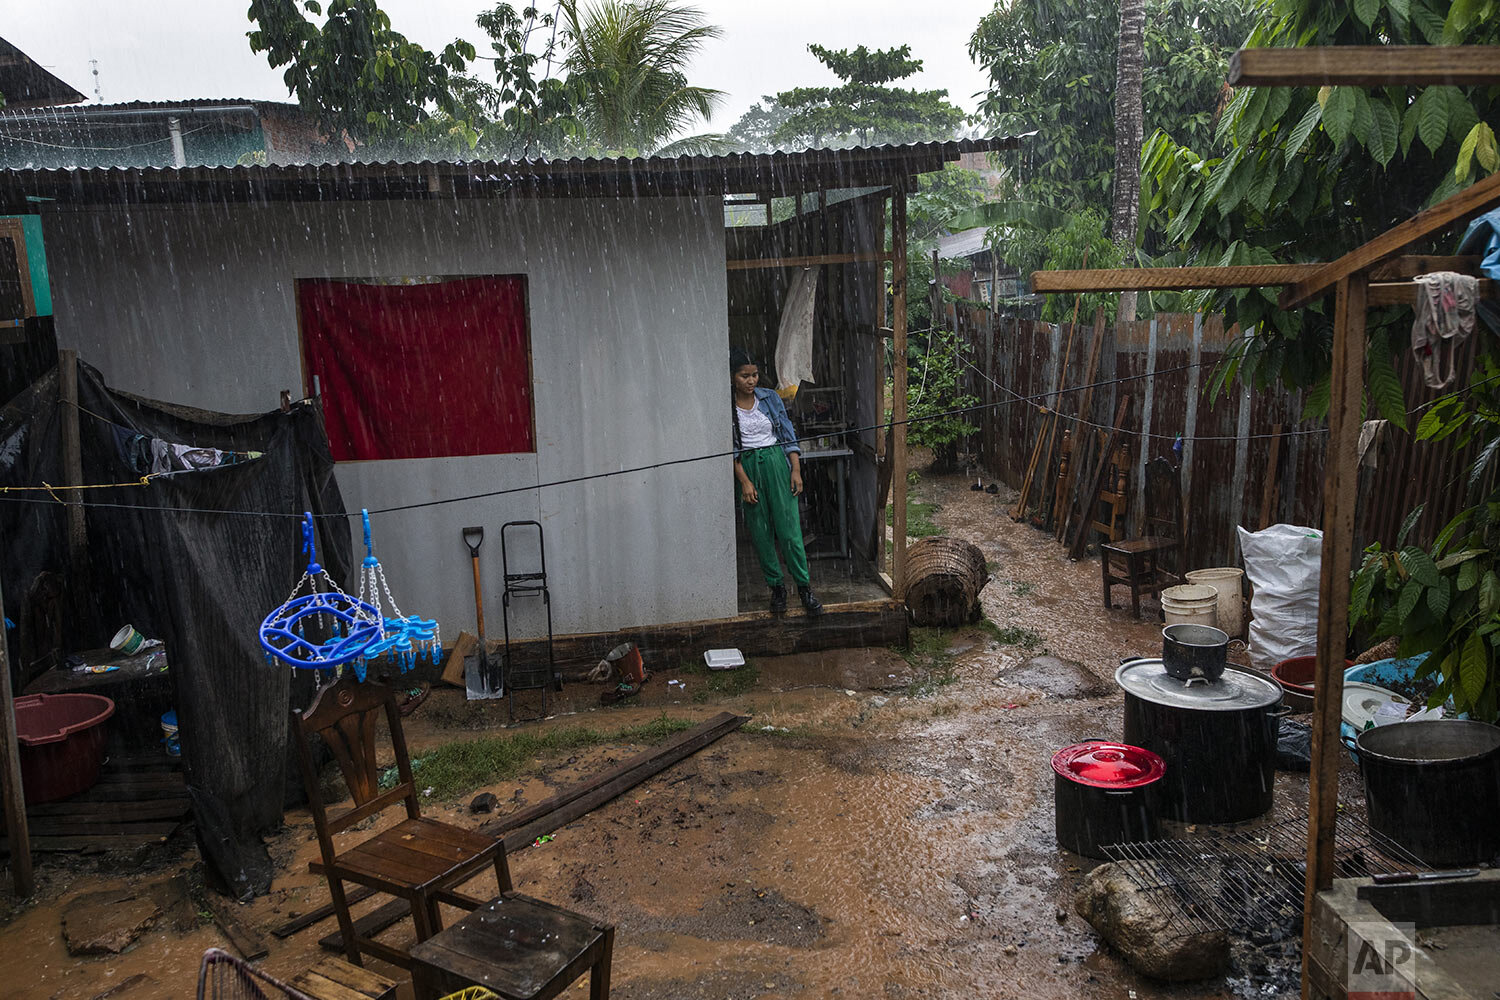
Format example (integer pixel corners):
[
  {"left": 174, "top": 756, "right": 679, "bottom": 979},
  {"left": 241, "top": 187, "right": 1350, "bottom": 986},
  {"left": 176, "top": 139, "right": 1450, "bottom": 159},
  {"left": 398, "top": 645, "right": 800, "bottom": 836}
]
[
  {"left": 62, "top": 889, "right": 163, "bottom": 956},
  {"left": 1074, "top": 862, "right": 1229, "bottom": 982}
]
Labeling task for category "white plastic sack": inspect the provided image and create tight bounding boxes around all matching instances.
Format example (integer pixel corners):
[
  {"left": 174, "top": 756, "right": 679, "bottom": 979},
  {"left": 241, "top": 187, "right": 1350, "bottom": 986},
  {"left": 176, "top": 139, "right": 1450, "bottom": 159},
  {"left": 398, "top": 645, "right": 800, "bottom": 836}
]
[{"left": 1238, "top": 523, "right": 1323, "bottom": 673}]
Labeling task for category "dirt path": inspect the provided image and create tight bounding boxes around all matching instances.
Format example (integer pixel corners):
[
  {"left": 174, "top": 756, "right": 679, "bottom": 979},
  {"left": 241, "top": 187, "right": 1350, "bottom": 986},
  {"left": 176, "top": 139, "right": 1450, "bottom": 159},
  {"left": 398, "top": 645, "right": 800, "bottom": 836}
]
[{"left": 1, "top": 468, "right": 1327, "bottom": 1000}]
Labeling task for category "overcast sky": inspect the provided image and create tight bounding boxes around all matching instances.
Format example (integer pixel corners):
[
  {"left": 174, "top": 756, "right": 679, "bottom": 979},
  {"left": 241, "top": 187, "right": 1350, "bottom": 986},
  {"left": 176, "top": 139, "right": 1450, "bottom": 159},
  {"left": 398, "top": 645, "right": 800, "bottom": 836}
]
[{"left": 5, "top": 1, "right": 996, "bottom": 129}]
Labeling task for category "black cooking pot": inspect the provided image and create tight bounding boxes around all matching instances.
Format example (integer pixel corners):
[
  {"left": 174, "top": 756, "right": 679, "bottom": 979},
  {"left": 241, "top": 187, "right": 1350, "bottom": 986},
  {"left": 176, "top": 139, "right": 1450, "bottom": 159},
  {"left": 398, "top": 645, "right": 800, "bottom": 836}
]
[
  {"left": 1052, "top": 741, "right": 1165, "bottom": 858},
  {"left": 1161, "top": 624, "right": 1229, "bottom": 682},
  {"left": 1117, "top": 658, "right": 1288, "bottom": 823},
  {"left": 1355, "top": 720, "right": 1500, "bottom": 866}
]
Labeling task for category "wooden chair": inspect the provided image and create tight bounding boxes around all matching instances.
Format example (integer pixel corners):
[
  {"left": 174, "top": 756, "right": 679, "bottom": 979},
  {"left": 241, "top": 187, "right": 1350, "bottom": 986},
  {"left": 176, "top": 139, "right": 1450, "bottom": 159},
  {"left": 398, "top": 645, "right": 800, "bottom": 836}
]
[
  {"left": 1101, "top": 456, "right": 1183, "bottom": 618},
  {"left": 293, "top": 672, "right": 507, "bottom": 969}
]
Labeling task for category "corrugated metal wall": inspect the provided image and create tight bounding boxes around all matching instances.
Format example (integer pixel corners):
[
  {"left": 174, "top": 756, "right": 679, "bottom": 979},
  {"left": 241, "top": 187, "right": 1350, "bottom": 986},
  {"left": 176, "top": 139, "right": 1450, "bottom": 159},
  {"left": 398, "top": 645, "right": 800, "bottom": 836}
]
[{"left": 958, "top": 309, "right": 1476, "bottom": 569}]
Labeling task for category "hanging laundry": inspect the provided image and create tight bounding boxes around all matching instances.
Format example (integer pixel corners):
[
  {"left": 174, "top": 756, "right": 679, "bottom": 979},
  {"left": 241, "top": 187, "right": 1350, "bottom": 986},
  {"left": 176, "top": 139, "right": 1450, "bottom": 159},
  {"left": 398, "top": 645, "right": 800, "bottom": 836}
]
[
  {"left": 1411, "top": 271, "right": 1478, "bottom": 390},
  {"left": 104, "top": 418, "right": 263, "bottom": 476},
  {"left": 774, "top": 267, "right": 819, "bottom": 397},
  {"left": 1357, "top": 419, "right": 1389, "bottom": 469}
]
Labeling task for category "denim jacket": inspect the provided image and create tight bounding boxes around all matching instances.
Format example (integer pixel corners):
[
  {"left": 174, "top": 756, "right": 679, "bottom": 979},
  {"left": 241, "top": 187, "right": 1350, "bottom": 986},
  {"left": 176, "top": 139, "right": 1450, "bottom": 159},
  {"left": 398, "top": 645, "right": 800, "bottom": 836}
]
[{"left": 735, "top": 386, "right": 802, "bottom": 461}]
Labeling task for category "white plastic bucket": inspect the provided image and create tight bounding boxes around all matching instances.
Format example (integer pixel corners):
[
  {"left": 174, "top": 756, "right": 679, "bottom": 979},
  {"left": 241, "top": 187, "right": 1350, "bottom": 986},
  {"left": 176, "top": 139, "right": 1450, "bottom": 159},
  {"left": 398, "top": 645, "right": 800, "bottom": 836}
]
[
  {"left": 1185, "top": 568, "right": 1246, "bottom": 638},
  {"left": 1160, "top": 584, "right": 1219, "bottom": 627}
]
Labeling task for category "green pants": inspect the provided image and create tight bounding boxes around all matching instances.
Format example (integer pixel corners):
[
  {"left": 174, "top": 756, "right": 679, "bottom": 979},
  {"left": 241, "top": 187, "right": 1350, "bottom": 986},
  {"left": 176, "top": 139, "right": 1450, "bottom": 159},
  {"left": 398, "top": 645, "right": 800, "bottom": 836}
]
[{"left": 739, "top": 445, "right": 809, "bottom": 588}]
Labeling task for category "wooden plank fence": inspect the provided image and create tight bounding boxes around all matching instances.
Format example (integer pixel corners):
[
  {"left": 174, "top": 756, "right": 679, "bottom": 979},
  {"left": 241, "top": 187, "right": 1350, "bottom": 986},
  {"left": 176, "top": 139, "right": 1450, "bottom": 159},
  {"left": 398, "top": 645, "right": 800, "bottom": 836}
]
[{"left": 956, "top": 309, "right": 1478, "bottom": 571}]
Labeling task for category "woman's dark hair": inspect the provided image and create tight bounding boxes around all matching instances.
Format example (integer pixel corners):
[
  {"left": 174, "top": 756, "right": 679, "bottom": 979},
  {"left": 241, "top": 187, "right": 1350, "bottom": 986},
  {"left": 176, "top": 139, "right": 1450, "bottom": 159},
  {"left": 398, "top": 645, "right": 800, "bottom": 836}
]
[{"left": 730, "top": 349, "right": 754, "bottom": 452}]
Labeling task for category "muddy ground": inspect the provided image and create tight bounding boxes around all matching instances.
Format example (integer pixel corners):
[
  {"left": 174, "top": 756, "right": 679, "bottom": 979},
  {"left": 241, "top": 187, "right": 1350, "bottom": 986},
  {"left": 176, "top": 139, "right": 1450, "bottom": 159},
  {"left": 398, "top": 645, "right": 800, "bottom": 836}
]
[{"left": 0, "top": 467, "right": 1363, "bottom": 999}]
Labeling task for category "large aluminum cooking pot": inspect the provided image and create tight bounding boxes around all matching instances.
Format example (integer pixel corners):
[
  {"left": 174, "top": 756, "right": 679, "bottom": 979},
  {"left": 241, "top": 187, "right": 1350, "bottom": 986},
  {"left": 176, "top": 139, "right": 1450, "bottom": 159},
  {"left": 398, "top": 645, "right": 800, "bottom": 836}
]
[{"left": 1116, "top": 658, "right": 1288, "bottom": 823}]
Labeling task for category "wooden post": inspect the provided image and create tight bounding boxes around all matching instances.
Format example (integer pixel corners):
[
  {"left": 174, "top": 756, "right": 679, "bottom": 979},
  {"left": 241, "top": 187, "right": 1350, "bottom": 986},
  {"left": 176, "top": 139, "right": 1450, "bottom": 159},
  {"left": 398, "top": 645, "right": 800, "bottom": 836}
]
[
  {"left": 0, "top": 535, "right": 34, "bottom": 897},
  {"left": 58, "top": 350, "right": 87, "bottom": 568},
  {"left": 892, "top": 187, "right": 909, "bottom": 597},
  {"left": 1301, "top": 273, "right": 1367, "bottom": 999}
]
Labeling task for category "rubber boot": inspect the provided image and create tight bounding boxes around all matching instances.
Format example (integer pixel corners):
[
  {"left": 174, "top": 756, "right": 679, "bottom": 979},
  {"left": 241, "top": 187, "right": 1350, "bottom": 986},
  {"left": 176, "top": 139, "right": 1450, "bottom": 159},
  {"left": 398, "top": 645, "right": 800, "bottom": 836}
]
[
  {"left": 798, "top": 586, "right": 825, "bottom": 616},
  {"left": 769, "top": 585, "right": 788, "bottom": 615}
]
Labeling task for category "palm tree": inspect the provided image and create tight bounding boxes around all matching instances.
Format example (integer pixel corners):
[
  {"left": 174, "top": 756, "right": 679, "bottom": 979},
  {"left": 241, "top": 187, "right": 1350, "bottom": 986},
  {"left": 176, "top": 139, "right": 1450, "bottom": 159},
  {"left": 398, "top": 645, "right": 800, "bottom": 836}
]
[
  {"left": 558, "top": 0, "right": 725, "bottom": 155},
  {"left": 1111, "top": 0, "right": 1146, "bottom": 322}
]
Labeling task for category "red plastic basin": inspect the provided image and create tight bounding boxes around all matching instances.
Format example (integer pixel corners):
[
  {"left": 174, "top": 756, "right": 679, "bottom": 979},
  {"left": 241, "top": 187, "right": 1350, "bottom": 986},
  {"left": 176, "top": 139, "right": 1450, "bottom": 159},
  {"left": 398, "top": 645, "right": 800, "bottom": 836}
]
[{"left": 14, "top": 692, "right": 116, "bottom": 803}]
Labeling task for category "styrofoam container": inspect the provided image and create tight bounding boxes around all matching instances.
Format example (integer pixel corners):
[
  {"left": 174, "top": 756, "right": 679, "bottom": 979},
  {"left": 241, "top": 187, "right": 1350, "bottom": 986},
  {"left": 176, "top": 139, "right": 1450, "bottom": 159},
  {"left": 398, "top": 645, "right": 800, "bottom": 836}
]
[{"left": 704, "top": 648, "right": 745, "bottom": 670}]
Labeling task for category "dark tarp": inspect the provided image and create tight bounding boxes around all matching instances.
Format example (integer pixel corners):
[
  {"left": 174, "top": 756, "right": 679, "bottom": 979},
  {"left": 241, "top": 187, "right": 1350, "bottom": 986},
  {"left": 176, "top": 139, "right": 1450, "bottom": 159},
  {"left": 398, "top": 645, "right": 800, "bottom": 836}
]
[{"left": 1, "top": 361, "right": 349, "bottom": 898}]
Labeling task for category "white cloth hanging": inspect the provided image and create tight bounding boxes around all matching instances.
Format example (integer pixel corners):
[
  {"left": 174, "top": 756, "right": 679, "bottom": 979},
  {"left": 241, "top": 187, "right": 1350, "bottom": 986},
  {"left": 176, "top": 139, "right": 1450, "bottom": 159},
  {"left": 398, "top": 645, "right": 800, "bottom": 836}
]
[
  {"left": 1412, "top": 271, "right": 1478, "bottom": 389},
  {"left": 774, "top": 267, "right": 819, "bottom": 394}
]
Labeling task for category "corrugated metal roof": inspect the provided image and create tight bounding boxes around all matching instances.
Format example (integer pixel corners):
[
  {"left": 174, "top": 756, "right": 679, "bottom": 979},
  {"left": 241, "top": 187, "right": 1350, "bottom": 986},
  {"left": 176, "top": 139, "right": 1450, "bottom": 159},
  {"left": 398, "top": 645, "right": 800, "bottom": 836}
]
[
  {"left": 937, "top": 226, "right": 992, "bottom": 260},
  {"left": 0, "top": 98, "right": 304, "bottom": 119},
  {"left": 0, "top": 135, "right": 1027, "bottom": 208}
]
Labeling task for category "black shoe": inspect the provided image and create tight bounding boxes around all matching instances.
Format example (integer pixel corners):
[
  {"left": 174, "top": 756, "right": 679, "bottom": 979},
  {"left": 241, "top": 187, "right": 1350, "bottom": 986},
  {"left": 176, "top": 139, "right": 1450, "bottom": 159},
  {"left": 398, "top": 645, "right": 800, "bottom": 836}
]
[
  {"left": 798, "top": 586, "right": 825, "bottom": 616},
  {"left": 769, "top": 585, "right": 788, "bottom": 614}
]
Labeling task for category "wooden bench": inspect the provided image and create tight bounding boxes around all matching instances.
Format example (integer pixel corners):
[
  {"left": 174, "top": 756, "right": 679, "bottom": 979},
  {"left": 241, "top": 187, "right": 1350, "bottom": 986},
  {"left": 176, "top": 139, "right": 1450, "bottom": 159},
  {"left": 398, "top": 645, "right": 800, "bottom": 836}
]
[{"left": 290, "top": 956, "right": 399, "bottom": 1000}]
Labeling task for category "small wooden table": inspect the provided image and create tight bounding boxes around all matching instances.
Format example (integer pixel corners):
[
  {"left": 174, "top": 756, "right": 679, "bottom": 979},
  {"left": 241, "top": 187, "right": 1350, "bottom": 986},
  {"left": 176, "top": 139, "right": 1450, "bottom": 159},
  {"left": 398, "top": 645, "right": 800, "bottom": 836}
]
[{"left": 408, "top": 893, "right": 614, "bottom": 1000}]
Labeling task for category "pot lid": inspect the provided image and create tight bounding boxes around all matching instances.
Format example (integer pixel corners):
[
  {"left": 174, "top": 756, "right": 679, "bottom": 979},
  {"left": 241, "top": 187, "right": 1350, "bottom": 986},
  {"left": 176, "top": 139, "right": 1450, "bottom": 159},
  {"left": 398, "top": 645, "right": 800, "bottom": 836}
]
[
  {"left": 1115, "top": 658, "right": 1282, "bottom": 710},
  {"left": 1052, "top": 741, "right": 1165, "bottom": 789},
  {"left": 1342, "top": 681, "right": 1410, "bottom": 732}
]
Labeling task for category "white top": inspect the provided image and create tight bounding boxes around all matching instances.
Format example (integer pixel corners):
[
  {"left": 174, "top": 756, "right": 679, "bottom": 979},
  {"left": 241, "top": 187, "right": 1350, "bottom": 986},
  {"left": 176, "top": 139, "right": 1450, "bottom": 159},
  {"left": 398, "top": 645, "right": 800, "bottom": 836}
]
[{"left": 735, "top": 402, "right": 777, "bottom": 449}]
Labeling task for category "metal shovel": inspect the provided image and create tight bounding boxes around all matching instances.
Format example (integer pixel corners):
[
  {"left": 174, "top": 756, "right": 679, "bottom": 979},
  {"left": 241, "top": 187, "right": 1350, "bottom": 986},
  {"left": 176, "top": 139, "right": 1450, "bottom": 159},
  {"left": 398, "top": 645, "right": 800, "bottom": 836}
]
[{"left": 463, "top": 526, "right": 496, "bottom": 695}]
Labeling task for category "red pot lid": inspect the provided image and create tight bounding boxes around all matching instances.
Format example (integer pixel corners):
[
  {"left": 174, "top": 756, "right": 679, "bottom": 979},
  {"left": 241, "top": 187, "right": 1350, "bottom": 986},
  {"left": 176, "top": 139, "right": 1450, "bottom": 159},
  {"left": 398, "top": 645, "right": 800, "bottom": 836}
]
[{"left": 1051, "top": 741, "right": 1165, "bottom": 789}]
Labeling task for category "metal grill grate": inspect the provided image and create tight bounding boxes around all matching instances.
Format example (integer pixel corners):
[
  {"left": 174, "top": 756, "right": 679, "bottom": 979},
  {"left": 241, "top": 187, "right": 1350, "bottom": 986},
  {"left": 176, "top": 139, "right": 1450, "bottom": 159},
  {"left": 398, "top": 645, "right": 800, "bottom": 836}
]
[{"left": 1101, "top": 816, "right": 1430, "bottom": 940}]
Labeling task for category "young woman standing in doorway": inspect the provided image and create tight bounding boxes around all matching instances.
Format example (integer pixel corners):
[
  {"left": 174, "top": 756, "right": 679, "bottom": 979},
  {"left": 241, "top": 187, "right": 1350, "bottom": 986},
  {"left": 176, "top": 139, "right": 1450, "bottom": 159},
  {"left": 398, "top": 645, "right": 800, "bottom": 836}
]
[{"left": 731, "top": 348, "right": 824, "bottom": 616}]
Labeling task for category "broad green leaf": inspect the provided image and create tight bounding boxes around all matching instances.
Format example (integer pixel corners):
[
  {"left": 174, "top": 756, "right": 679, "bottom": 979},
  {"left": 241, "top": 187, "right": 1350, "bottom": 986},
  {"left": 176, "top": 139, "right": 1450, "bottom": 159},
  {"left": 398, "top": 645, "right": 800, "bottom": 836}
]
[
  {"left": 1458, "top": 121, "right": 1482, "bottom": 180},
  {"left": 1351, "top": 568, "right": 1375, "bottom": 625},
  {"left": 1398, "top": 579, "right": 1423, "bottom": 622},
  {"left": 1368, "top": 100, "right": 1399, "bottom": 166},
  {"left": 1460, "top": 631, "right": 1488, "bottom": 705},
  {"left": 1414, "top": 86, "right": 1451, "bottom": 155},
  {"left": 1323, "top": 87, "right": 1357, "bottom": 147},
  {"left": 1476, "top": 122, "right": 1500, "bottom": 173},
  {"left": 1248, "top": 156, "right": 1280, "bottom": 213},
  {"left": 1401, "top": 546, "right": 1440, "bottom": 587},
  {"left": 1459, "top": 557, "right": 1480, "bottom": 592},
  {"left": 1397, "top": 504, "right": 1425, "bottom": 548},
  {"left": 1427, "top": 576, "right": 1451, "bottom": 618},
  {"left": 1437, "top": 548, "right": 1487, "bottom": 570},
  {"left": 1302, "top": 376, "right": 1332, "bottom": 421},
  {"left": 1353, "top": 0, "right": 1380, "bottom": 26},
  {"left": 1483, "top": 570, "right": 1500, "bottom": 616},
  {"left": 1385, "top": 0, "right": 1410, "bottom": 17},
  {"left": 1367, "top": 331, "right": 1408, "bottom": 430},
  {"left": 1415, "top": 406, "right": 1448, "bottom": 440},
  {"left": 1284, "top": 101, "right": 1322, "bottom": 166},
  {"left": 1350, "top": 89, "right": 1375, "bottom": 147}
]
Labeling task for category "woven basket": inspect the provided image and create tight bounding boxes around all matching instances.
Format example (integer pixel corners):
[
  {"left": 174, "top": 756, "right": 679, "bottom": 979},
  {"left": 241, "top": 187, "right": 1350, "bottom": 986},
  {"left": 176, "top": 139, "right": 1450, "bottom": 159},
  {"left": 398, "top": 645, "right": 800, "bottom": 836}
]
[{"left": 905, "top": 536, "right": 990, "bottom": 627}]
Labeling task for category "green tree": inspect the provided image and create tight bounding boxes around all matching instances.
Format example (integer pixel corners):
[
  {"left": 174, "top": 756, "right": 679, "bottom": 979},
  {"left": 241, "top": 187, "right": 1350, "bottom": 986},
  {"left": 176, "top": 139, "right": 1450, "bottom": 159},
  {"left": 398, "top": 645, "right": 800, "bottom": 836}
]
[
  {"left": 907, "top": 327, "right": 981, "bottom": 473},
  {"left": 558, "top": 0, "right": 725, "bottom": 155},
  {"left": 770, "top": 44, "right": 967, "bottom": 148},
  {"left": 247, "top": 0, "right": 476, "bottom": 140},
  {"left": 725, "top": 97, "right": 796, "bottom": 152},
  {"left": 1140, "top": 0, "right": 1500, "bottom": 405},
  {"left": 969, "top": 0, "right": 1260, "bottom": 214}
]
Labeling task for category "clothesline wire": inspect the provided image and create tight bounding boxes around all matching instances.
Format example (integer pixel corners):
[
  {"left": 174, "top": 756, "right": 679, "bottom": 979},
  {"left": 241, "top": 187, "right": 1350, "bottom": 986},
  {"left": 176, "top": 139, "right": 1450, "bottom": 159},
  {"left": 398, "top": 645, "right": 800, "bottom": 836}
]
[
  {"left": 0, "top": 356, "right": 1230, "bottom": 520},
  {"left": 7, "top": 336, "right": 1497, "bottom": 521}
]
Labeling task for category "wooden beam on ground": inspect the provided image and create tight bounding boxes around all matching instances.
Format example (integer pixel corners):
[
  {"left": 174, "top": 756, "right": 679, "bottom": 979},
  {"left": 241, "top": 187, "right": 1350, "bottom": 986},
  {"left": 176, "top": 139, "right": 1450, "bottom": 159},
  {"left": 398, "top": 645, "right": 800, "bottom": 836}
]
[
  {"left": 207, "top": 895, "right": 270, "bottom": 961},
  {"left": 1229, "top": 45, "right": 1500, "bottom": 88},
  {"left": 1302, "top": 273, "right": 1368, "bottom": 999},
  {"left": 492, "top": 711, "right": 749, "bottom": 852},
  {"left": 521, "top": 599, "right": 907, "bottom": 677},
  {"left": 320, "top": 713, "right": 748, "bottom": 953},
  {"left": 0, "top": 542, "right": 32, "bottom": 896},
  {"left": 1032, "top": 264, "right": 1317, "bottom": 294},
  {"left": 1282, "top": 171, "right": 1500, "bottom": 309},
  {"left": 891, "top": 186, "right": 910, "bottom": 598},
  {"left": 726, "top": 251, "right": 889, "bottom": 271},
  {"left": 271, "top": 886, "right": 378, "bottom": 938}
]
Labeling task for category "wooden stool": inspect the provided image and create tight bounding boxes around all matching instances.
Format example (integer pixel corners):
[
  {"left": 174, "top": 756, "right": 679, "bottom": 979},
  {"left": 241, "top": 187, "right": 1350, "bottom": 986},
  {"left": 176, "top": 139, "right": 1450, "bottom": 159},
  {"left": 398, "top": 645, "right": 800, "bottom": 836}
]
[
  {"left": 1101, "top": 537, "right": 1178, "bottom": 618},
  {"left": 409, "top": 894, "right": 614, "bottom": 1000},
  {"left": 291, "top": 956, "right": 399, "bottom": 1000}
]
